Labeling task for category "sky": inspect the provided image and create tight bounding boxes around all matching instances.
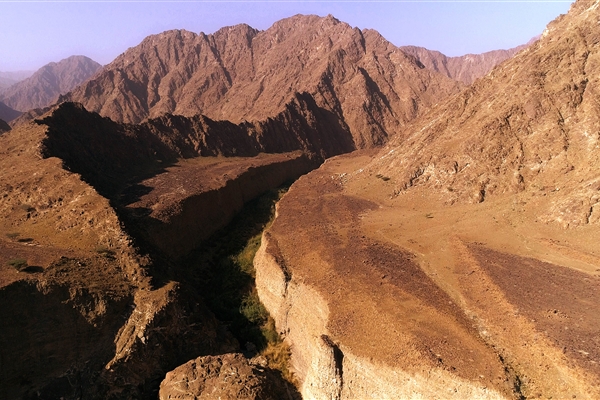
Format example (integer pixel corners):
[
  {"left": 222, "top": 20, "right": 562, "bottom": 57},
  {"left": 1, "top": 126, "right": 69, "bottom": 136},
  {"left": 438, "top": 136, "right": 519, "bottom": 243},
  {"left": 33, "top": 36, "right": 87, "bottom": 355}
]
[{"left": 0, "top": 0, "right": 574, "bottom": 72}]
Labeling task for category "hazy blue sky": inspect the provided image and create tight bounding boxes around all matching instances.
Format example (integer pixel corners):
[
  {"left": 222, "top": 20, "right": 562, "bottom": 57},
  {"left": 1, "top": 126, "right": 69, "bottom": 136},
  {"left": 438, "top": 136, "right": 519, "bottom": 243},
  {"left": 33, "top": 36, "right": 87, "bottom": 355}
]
[{"left": 1, "top": 0, "right": 573, "bottom": 71}]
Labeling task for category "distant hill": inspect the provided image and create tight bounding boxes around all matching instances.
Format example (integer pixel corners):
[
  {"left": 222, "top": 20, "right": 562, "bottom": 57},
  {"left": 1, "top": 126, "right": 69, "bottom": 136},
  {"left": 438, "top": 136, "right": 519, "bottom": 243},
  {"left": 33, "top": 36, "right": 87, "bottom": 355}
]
[
  {"left": 0, "top": 70, "right": 34, "bottom": 91},
  {"left": 0, "top": 56, "right": 101, "bottom": 112},
  {"left": 401, "top": 37, "right": 539, "bottom": 85}
]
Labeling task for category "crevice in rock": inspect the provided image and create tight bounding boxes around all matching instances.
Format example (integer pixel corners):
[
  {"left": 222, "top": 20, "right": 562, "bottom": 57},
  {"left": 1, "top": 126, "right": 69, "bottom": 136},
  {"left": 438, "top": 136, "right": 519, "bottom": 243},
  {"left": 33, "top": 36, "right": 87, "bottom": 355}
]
[
  {"left": 498, "top": 354, "right": 526, "bottom": 400},
  {"left": 321, "top": 334, "right": 344, "bottom": 399}
]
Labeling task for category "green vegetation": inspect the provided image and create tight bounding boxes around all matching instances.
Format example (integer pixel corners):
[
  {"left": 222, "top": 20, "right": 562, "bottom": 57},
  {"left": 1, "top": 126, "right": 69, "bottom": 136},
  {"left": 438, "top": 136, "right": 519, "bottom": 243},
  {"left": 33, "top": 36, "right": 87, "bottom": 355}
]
[
  {"left": 184, "top": 185, "right": 294, "bottom": 381},
  {"left": 7, "top": 258, "right": 28, "bottom": 271},
  {"left": 5, "top": 232, "right": 19, "bottom": 240}
]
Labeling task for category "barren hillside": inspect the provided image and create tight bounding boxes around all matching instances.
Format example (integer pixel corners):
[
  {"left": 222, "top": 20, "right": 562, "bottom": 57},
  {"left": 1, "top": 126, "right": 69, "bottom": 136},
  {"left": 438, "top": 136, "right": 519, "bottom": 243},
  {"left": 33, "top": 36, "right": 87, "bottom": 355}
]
[
  {"left": 256, "top": 1, "right": 600, "bottom": 398},
  {"left": 1, "top": 5, "right": 594, "bottom": 399}
]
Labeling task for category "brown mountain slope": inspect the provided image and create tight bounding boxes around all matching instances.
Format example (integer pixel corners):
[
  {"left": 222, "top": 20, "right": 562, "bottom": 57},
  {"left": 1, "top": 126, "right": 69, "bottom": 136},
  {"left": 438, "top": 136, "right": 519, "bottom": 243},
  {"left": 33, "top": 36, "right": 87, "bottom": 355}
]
[
  {"left": 371, "top": 0, "right": 599, "bottom": 227},
  {"left": 64, "top": 14, "right": 461, "bottom": 148},
  {"left": 401, "top": 37, "right": 538, "bottom": 85},
  {"left": 0, "top": 101, "right": 21, "bottom": 123},
  {"left": 0, "top": 56, "right": 101, "bottom": 112},
  {"left": 254, "top": 1, "right": 600, "bottom": 398}
]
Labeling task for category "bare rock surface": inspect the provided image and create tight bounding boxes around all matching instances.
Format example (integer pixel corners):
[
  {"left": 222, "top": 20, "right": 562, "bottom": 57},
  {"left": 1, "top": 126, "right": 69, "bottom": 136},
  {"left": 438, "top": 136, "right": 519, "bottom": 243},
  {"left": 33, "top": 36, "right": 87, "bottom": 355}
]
[
  {"left": 64, "top": 14, "right": 462, "bottom": 148},
  {"left": 159, "top": 353, "right": 291, "bottom": 400},
  {"left": 401, "top": 36, "right": 538, "bottom": 85},
  {"left": 0, "top": 108, "right": 268, "bottom": 398},
  {"left": 0, "top": 86, "right": 332, "bottom": 396},
  {"left": 254, "top": 1, "right": 600, "bottom": 399},
  {"left": 0, "top": 55, "right": 101, "bottom": 112}
]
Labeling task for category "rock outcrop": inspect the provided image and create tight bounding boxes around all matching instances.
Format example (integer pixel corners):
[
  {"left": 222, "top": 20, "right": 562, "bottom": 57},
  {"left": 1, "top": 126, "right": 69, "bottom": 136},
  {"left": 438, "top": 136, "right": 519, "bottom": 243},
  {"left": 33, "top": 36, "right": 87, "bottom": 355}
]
[
  {"left": 0, "top": 73, "right": 361, "bottom": 394},
  {"left": 0, "top": 104, "right": 302, "bottom": 399},
  {"left": 64, "top": 15, "right": 461, "bottom": 148},
  {"left": 159, "top": 353, "right": 291, "bottom": 399},
  {"left": 0, "top": 121, "right": 233, "bottom": 399},
  {"left": 0, "top": 56, "right": 101, "bottom": 112}
]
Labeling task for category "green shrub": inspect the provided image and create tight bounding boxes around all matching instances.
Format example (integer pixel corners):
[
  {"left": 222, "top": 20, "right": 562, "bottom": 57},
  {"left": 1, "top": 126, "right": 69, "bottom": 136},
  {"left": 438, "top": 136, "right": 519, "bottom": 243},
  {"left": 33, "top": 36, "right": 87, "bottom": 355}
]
[
  {"left": 7, "top": 258, "right": 28, "bottom": 271},
  {"left": 240, "top": 292, "right": 269, "bottom": 325}
]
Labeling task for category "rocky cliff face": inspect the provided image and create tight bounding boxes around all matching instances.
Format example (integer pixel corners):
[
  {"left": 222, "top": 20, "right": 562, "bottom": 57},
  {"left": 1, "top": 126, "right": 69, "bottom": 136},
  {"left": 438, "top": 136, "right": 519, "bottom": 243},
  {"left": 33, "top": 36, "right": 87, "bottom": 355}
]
[
  {"left": 0, "top": 56, "right": 101, "bottom": 112},
  {"left": 38, "top": 99, "right": 351, "bottom": 197},
  {"left": 0, "top": 61, "right": 359, "bottom": 393},
  {"left": 401, "top": 37, "right": 537, "bottom": 85},
  {"left": 0, "top": 121, "right": 224, "bottom": 399},
  {"left": 64, "top": 15, "right": 461, "bottom": 148}
]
